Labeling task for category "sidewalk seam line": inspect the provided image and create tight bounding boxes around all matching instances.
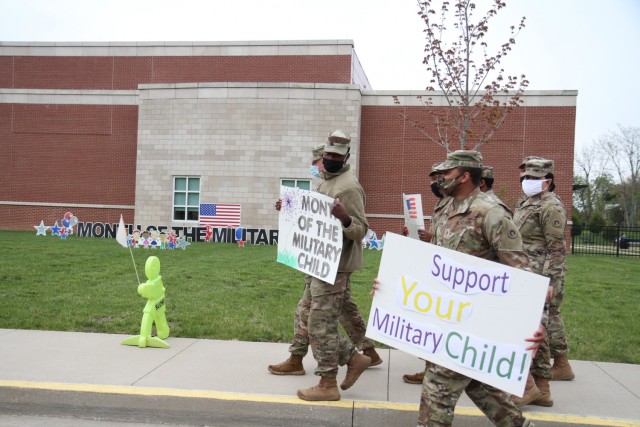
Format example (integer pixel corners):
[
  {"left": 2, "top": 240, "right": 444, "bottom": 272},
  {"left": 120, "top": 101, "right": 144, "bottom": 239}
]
[
  {"left": 593, "top": 361, "right": 640, "bottom": 400},
  {"left": 128, "top": 338, "right": 201, "bottom": 387}
]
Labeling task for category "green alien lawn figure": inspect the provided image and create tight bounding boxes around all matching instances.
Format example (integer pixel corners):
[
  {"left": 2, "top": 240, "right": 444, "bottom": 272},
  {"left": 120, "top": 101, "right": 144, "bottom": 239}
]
[{"left": 122, "top": 256, "right": 170, "bottom": 348}]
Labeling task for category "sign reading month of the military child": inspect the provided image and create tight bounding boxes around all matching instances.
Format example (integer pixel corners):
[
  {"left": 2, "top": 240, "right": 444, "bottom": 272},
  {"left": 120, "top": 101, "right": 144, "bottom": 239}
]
[
  {"left": 366, "top": 232, "right": 549, "bottom": 397},
  {"left": 277, "top": 186, "right": 343, "bottom": 284}
]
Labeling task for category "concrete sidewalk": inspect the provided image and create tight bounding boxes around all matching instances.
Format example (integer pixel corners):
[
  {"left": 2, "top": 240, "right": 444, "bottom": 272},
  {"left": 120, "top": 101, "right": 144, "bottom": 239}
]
[{"left": 0, "top": 328, "right": 639, "bottom": 426}]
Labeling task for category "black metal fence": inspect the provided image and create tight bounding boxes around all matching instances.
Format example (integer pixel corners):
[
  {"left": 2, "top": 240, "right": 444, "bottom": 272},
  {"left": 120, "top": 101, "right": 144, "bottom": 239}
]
[{"left": 571, "top": 225, "right": 640, "bottom": 257}]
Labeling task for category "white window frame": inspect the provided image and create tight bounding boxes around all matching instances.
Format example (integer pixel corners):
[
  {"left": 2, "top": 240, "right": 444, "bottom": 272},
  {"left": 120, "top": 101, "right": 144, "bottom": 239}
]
[
  {"left": 172, "top": 176, "right": 201, "bottom": 222},
  {"left": 280, "top": 178, "right": 311, "bottom": 191}
]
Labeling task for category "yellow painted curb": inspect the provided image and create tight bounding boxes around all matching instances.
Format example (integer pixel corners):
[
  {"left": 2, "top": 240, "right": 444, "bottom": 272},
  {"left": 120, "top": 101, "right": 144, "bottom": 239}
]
[{"left": 1, "top": 380, "right": 639, "bottom": 427}]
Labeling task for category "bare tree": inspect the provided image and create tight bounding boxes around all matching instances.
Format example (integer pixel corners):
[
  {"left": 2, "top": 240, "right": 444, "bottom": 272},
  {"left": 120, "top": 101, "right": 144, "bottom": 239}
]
[
  {"left": 598, "top": 125, "right": 640, "bottom": 226},
  {"left": 574, "top": 144, "right": 609, "bottom": 224},
  {"left": 398, "top": 0, "right": 529, "bottom": 151}
]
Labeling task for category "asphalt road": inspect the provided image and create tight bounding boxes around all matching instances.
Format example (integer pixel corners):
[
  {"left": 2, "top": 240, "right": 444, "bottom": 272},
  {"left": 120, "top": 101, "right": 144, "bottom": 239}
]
[{"left": 0, "top": 387, "right": 622, "bottom": 427}]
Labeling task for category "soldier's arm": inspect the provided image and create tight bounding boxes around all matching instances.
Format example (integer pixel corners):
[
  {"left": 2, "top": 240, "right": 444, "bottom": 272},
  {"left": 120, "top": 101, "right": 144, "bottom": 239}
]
[
  {"left": 540, "top": 205, "right": 567, "bottom": 288},
  {"left": 483, "top": 206, "right": 530, "bottom": 270},
  {"left": 333, "top": 187, "right": 368, "bottom": 242},
  {"left": 485, "top": 207, "right": 548, "bottom": 328}
]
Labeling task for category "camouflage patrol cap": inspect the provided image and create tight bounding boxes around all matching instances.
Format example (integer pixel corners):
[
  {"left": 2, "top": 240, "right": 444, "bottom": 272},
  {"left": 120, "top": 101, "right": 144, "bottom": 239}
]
[
  {"left": 324, "top": 129, "right": 351, "bottom": 155},
  {"left": 520, "top": 157, "right": 554, "bottom": 178},
  {"left": 482, "top": 166, "right": 494, "bottom": 179},
  {"left": 311, "top": 144, "right": 325, "bottom": 161},
  {"left": 518, "top": 156, "right": 544, "bottom": 170},
  {"left": 428, "top": 162, "right": 441, "bottom": 177},
  {"left": 434, "top": 150, "right": 483, "bottom": 172}
]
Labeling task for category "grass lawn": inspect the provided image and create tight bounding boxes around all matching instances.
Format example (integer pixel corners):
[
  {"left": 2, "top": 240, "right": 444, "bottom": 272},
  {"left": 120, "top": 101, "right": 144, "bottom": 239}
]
[{"left": 0, "top": 230, "right": 638, "bottom": 364}]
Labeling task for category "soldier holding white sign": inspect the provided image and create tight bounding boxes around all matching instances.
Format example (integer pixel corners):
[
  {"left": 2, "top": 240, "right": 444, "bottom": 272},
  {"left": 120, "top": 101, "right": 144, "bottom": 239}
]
[
  {"left": 270, "top": 144, "right": 381, "bottom": 377},
  {"left": 419, "top": 150, "right": 543, "bottom": 427},
  {"left": 296, "top": 130, "right": 379, "bottom": 402}
]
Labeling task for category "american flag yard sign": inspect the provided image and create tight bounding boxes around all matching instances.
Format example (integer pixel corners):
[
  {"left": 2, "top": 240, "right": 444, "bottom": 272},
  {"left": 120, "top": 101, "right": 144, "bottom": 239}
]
[{"left": 199, "top": 203, "right": 241, "bottom": 227}]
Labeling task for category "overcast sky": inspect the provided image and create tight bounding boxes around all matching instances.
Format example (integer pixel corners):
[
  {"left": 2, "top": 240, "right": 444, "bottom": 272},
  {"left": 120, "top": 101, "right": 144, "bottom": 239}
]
[{"left": 1, "top": 0, "right": 639, "bottom": 155}]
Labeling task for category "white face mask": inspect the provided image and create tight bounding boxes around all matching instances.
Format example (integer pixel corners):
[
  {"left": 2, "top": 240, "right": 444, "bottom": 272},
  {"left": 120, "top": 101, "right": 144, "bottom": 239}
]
[
  {"left": 522, "top": 178, "right": 546, "bottom": 196},
  {"left": 309, "top": 165, "right": 321, "bottom": 178}
]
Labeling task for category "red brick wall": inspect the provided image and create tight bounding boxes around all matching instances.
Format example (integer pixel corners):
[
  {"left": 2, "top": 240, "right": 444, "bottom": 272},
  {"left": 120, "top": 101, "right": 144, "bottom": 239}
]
[
  {"left": 1, "top": 55, "right": 353, "bottom": 90},
  {"left": 0, "top": 103, "right": 138, "bottom": 230},
  {"left": 0, "top": 205, "right": 134, "bottom": 231},
  {"left": 360, "top": 105, "right": 576, "bottom": 237},
  {"left": 0, "top": 52, "right": 353, "bottom": 231}
]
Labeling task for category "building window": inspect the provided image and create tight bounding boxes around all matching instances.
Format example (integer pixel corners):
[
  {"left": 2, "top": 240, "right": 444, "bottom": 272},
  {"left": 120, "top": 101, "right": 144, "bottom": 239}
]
[
  {"left": 281, "top": 179, "right": 311, "bottom": 191},
  {"left": 173, "top": 177, "right": 200, "bottom": 221}
]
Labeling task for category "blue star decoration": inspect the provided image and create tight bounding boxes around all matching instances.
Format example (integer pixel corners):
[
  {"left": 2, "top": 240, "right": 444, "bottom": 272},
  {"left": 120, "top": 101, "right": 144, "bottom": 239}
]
[
  {"left": 34, "top": 220, "right": 50, "bottom": 236},
  {"left": 176, "top": 237, "right": 190, "bottom": 250},
  {"left": 367, "top": 234, "right": 385, "bottom": 251},
  {"left": 59, "top": 227, "right": 68, "bottom": 240},
  {"left": 50, "top": 221, "right": 62, "bottom": 236}
]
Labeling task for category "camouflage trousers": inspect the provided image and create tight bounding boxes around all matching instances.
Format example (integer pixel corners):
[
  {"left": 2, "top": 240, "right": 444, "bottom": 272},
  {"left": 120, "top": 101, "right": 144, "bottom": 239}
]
[
  {"left": 418, "top": 362, "right": 527, "bottom": 427},
  {"left": 308, "top": 272, "right": 362, "bottom": 377},
  {"left": 548, "top": 278, "right": 569, "bottom": 357},
  {"left": 289, "top": 274, "right": 374, "bottom": 357},
  {"left": 530, "top": 307, "right": 552, "bottom": 379}
]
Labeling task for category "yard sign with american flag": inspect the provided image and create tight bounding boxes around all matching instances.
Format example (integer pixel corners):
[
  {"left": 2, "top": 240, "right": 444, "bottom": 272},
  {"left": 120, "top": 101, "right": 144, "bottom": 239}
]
[
  {"left": 199, "top": 203, "right": 241, "bottom": 227},
  {"left": 402, "top": 193, "right": 425, "bottom": 240}
]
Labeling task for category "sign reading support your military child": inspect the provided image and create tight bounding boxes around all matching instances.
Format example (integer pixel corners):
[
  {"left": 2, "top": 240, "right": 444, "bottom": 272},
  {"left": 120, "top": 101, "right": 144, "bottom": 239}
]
[
  {"left": 277, "top": 186, "right": 343, "bottom": 284},
  {"left": 366, "top": 232, "right": 549, "bottom": 397}
]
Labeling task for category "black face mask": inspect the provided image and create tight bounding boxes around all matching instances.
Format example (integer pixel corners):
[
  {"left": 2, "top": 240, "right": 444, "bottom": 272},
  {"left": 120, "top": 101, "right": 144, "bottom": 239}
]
[
  {"left": 323, "top": 158, "right": 344, "bottom": 173},
  {"left": 430, "top": 181, "right": 444, "bottom": 199}
]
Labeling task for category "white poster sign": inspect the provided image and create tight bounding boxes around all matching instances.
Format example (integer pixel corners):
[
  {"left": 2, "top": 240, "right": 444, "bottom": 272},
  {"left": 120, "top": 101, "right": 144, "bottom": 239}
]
[
  {"left": 402, "top": 193, "right": 425, "bottom": 240},
  {"left": 366, "top": 232, "right": 549, "bottom": 396},
  {"left": 276, "top": 186, "right": 343, "bottom": 284}
]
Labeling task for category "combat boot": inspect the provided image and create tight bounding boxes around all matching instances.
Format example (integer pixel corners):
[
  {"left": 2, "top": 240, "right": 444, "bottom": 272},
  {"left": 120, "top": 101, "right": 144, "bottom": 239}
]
[
  {"left": 532, "top": 376, "right": 554, "bottom": 407},
  {"left": 551, "top": 355, "right": 575, "bottom": 380},
  {"left": 297, "top": 376, "right": 340, "bottom": 401},
  {"left": 402, "top": 371, "right": 424, "bottom": 384},
  {"left": 510, "top": 373, "right": 543, "bottom": 407},
  {"left": 268, "top": 354, "right": 305, "bottom": 375},
  {"left": 340, "top": 352, "right": 371, "bottom": 390},
  {"left": 363, "top": 347, "right": 383, "bottom": 367}
]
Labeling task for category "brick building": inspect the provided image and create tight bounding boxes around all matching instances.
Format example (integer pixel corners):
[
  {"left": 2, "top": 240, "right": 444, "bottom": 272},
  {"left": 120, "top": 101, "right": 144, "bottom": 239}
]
[{"left": 0, "top": 40, "right": 576, "bottom": 236}]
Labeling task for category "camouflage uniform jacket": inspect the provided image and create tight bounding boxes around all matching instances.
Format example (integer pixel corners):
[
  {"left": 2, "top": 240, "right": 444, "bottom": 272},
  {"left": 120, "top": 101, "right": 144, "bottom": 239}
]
[
  {"left": 514, "top": 191, "right": 567, "bottom": 284},
  {"left": 431, "top": 188, "right": 528, "bottom": 269},
  {"left": 484, "top": 190, "right": 512, "bottom": 218},
  {"left": 318, "top": 164, "right": 369, "bottom": 272}
]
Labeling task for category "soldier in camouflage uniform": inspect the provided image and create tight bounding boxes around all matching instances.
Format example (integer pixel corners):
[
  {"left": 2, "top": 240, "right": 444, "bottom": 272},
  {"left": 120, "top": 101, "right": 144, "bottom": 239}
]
[
  {"left": 480, "top": 165, "right": 512, "bottom": 215},
  {"left": 417, "top": 150, "right": 540, "bottom": 427},
  {"left": 296, "top": 130, "right": 374, "bottom": 401},
  {"left": 510, "top": 157, "right": 573, "bottom": 407},
  {"left": 269, "top": 144, "right": 381, "bottom": 377},
  {"left": 402, "top": 165, "right": 451, "bottom": 385}
]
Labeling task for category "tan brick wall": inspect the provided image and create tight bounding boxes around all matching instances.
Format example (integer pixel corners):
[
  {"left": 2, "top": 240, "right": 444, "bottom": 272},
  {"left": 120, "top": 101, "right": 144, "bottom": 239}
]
[{"left": 135, "top": 83, "right": 362, "bottom": 229}]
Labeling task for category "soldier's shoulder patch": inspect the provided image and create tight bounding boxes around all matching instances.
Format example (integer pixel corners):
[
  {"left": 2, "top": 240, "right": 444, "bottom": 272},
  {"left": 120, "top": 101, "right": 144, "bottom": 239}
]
[{"left": 553, "top": 219, "right": 562, "bottom": 228}]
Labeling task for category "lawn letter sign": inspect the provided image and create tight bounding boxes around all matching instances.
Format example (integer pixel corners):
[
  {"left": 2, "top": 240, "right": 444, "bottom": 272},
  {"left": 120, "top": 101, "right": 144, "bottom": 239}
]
[
  {"left": 277, "top": 186, "right": 343, "bottom": 284},
  {"left": 366, "top": 232, "right": 548, "bottom": 397}
]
